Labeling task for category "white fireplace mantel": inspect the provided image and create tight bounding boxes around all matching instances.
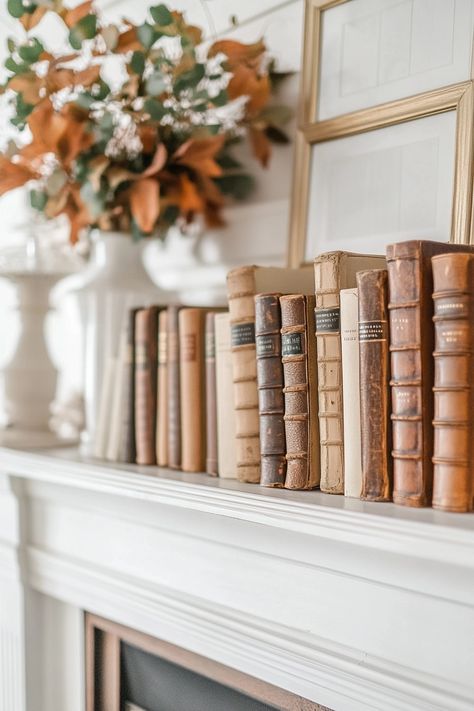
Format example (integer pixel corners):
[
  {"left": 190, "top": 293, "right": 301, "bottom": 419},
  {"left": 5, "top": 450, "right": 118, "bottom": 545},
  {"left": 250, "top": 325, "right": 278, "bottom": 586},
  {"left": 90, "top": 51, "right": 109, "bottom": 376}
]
[{"left": 1, "top": 447, "right": 473, "bottom": 711}]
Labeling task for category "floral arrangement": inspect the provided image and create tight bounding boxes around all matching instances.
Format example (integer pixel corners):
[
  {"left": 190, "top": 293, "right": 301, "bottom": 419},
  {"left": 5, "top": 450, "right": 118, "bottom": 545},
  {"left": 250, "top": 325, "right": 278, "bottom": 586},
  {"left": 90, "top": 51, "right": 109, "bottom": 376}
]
[{"left": 0, "top": 1, "right": 292, "bottom": 242}]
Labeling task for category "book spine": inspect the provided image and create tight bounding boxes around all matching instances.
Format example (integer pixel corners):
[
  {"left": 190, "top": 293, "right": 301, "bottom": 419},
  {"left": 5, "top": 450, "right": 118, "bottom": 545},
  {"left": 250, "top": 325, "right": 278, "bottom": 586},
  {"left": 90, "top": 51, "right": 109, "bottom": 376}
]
[
  {"left": 280, "top": 294, "right": 319, "bottom": 490},
  {"left": 215, "top": 313, "right": 238, "bottom": 479},
  {"left": 432, "top": 253, "right": 474, "bottom": 512},
  {"left": 255, "top": 293, "right": 286, "bottom": 487},
  {"left": 340, "top": 288, "right": 362, "bottom": 498},
  {"left": 167, "top": 305, "right": 181, "bottom": 469},
  {"left": 387, "top": 246, "right": 429, "bottom": 506},
  {"left": 226, "top": 267, "right": 260, "bottom": 483},
  {"left": 357, "top": 269, "right": 392, "bottom": 501},
  {"left": 118, "top": 309, "right": 138, "bottom": 464},
  {"left": 135, "top": 307, "right": 158, "bottom": 466},
  {"left": 156, "top": 310, "right": 168, "bottom": 467},
  {"left": 314, "top": 254, "right": 344, "bottom": 493},
  {"left": 179, "top": 308, "right": 206, "bottom": 473},
  {"left": 205, "top": 312, "right": 218, "bottom": 476}
]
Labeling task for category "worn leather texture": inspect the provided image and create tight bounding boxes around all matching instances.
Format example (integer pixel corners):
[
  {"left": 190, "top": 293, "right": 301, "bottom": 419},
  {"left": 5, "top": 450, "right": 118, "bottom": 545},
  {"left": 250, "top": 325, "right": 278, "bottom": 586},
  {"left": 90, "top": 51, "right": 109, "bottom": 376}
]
[
  {"left": 215, "top": 313, "right": 238, "bottom": 479},
  {"left": 432, "top": 252, "right": 474, "bottom": 512},
  {"left": 135, "top": 306, "right": 159, "bottom": 466},
  {"left": 156, "top": 310, "right": 168, "bottom": 467},
  {"left": 387, "top": 240, "right": 474, "bottom": 507},
  {"left": 167, "top": 305, "right": 182, "bottom": 470},
  {"left": 314, "top": 252, "right": 385, "bottom": 494},
  {"left": 205, "top": 312, "right": 218, "bottom": 476},
  {"left": 179, "top": 308, "right": 207, "bottom": 473},
  {"left": 118, "top": 308, "right": 139, "bottom": 464},
  {"left": 357, "top": 269, "right": 392, "bottom": 502},
  {"left": 255, "top": 293, "right": 286, "bottom": 487},
  {"left": 280, "top": 294, "right": 319, "bottom": 490}
]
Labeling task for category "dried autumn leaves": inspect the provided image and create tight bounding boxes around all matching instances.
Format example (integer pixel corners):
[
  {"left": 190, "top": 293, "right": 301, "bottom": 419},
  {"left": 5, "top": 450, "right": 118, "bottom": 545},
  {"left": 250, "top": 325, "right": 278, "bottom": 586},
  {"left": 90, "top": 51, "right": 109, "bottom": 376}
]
[{"left": 0, "top": 1, "right": 292, "bottom": 243}]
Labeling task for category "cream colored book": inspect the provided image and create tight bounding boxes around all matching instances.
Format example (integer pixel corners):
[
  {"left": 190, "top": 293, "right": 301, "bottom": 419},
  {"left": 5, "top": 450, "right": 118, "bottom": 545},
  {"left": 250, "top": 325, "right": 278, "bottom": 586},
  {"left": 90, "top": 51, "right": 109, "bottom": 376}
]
[
  {"left": 94, "top": 356, "right": 117, "bottom": 460},
  {"left": 340, "top": 288, "right": 362, "bottom": 498},
  {"left": 156, "top": 310, "right": 168, "bottom": 466},
  {"left": 106, "top": 330, "right": 127, "bottom": 462},
  {"left": 215, "top": 313, "right": 237, "bottom": 479}
]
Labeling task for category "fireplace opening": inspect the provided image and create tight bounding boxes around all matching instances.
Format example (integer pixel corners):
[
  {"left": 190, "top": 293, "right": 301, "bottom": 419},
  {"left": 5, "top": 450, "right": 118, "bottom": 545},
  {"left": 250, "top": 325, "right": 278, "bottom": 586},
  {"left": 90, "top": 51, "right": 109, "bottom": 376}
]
[{"left": 86, "top": 614, "right": 331, "bottom": 711}]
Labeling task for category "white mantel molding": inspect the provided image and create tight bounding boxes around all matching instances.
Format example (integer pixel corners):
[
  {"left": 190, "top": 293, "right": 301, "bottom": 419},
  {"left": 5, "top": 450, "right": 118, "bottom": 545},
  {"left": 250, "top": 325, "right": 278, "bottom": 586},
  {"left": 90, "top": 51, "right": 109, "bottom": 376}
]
[{"left": 0, "top": 447, "right": 474, "bottom": 711}]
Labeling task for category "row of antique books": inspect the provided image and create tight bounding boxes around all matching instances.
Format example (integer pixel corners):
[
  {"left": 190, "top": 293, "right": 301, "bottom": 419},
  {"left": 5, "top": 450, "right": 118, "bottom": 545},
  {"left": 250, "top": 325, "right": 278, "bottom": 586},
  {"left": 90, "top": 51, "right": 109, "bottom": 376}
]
[{"left": 95, "top": 239, "right": 474, "bottom": 514}]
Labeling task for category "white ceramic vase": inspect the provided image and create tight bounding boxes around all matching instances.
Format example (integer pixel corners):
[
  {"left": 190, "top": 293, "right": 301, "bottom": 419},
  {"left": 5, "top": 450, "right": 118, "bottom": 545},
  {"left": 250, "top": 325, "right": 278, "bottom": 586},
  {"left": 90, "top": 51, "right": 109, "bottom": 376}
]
[{"left": 75, "top": 231, "right": 163, "bottom": 456}]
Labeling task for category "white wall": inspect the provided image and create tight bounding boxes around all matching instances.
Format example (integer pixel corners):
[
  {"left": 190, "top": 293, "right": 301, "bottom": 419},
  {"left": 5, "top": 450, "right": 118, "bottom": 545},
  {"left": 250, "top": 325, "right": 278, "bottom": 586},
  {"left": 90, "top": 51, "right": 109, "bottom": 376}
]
[{"left": 0, "top": 0, "right": 303, "bottom": 414}]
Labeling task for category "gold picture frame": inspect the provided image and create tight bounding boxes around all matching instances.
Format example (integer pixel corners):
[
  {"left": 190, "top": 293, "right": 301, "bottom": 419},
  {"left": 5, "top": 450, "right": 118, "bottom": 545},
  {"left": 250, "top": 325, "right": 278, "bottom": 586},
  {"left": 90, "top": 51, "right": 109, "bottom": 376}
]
[{"left": 288, "top": 0, "right": 474, "bottom": 267}]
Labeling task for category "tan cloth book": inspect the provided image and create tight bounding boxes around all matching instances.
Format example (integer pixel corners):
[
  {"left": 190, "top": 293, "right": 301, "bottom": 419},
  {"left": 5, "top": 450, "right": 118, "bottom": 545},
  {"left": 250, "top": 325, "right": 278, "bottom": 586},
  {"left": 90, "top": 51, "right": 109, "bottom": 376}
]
[
  {"left": 226, "top": 266, "right": 314, "bottom": 483},
  {"left": 340, "top": 288, "right": 362, "bottom": 498},
  {"left": 313, "top": 252, "right": 385, "bottom": 494},
  {"left": 215, "top": 313, "right": 237, "bottom": 479},
  {"left": 156, "top": 310, "right": 168, "bottom": 467}
]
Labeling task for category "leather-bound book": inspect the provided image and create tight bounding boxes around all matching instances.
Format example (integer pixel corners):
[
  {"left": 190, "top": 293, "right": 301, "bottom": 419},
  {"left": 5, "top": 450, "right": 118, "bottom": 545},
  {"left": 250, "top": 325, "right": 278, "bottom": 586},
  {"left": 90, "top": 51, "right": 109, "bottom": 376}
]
[
  {"left": 357, "top": 269, "right": 392, "bottom": 502},
  {"left": 167, "top": 305, "right": 182, "bottom": 470},
  {"left": 215, "top": 313, "right": 237, "bottom": 479},
  {"left": 340, "top": 288, "right": 361, "bottom": 497},
  {"left": 226, "top": 266, "right": 314, "bottom": 483},
  {"left": 255, "top": 293, "right": 286, "bottom": 487},
  {"left": 387, "top": 240, "right": 474, "bottom": 507},
  {"left": 179, "top": 308, "right": 207, "bottom": 472},
  {"left": 432, "top": 253, "right": 474, "bottom": 512},
  {"left": 314, "top": 252, "right": 385, "bottom": 494},
  {"left": 156, "top": 309, "right": 168, "bottom": 467},
  {"left": 205, "top": 312, "right": 218, "bottom": 476},
  {"left": 280, "top": 294, "right": 319, "bottom": 490},
  {"left": 118, "top": 308, "right": 139, "bottom": 463},
  {"left": 135, "top": 306, "right": 159, "bottom": 465}
]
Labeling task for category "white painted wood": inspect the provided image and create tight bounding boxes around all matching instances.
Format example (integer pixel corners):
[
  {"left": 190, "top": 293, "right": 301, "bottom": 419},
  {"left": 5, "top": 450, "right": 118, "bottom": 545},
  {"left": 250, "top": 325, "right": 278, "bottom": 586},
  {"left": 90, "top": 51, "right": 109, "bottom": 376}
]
[{"left": 0, "top": 448, "right": 474, "bottom": 711}]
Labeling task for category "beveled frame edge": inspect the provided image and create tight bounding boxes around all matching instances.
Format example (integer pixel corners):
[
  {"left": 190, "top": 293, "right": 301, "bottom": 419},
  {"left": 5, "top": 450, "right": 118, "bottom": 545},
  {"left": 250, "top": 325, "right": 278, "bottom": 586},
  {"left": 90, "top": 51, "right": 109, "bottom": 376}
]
[{"left": 288, "top": 0, "right": 474, "bottom": 267}]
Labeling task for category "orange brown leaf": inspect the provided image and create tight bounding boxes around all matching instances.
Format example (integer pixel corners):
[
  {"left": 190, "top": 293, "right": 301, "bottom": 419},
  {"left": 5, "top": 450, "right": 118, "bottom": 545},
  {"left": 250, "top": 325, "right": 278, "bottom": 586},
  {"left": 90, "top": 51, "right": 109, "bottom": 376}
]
[{"left": 130, "top": 178, "right": 160, "bottom": 232}]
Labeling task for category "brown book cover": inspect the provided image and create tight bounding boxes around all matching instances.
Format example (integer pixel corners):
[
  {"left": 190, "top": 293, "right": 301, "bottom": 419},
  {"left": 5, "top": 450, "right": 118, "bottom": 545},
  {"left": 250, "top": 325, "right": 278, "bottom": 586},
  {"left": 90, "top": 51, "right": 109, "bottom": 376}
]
[
  {"left": 313, "top": 252, "right": 386, "bottom": 494},
  {"left": 226, "top": 265, "right": 314, "bottom": 483},
  {"left": 135, "top": 306, "right": 159, "bottom": 465},
  {"left": 179, "top": 307, "right": 207, "bottom": 473},
  {"left": 280, "top": 294, "right": 319, "bottom": 490},
  {"left": 432, "top": 253, "right": 474, "bottom": 512},
  {"left": 255, "top": 293, "right": 286, "bottom": 487},
  {"left": 357, "top": 269, "right": 392, "bottom": 502},
  {"left": 118, "top": 308, "right": 139, "bottom": 463},
  {"left": 156, "top": 309, "right": 168, "bottom": 467},
  {"left": 205, "top": 312, "right": 218, "bottom": 476},
  {"left": 167, "top": 305, "right": 182, "bottom": 470},
  {"left": 387, "top": 239, "right": 474, "bottom": 507}
]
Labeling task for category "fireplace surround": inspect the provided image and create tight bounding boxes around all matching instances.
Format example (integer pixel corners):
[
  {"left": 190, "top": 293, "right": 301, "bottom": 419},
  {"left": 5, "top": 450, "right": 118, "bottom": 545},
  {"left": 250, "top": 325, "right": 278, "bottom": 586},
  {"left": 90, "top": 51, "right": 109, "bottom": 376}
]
[{"left": 0, "top": 446, "right": 473, "bottom": 711}]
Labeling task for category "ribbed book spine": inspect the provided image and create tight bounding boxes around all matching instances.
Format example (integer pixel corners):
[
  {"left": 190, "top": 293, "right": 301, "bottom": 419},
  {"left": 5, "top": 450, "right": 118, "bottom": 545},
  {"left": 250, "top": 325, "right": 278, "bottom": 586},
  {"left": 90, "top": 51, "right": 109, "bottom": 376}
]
[
  {"left": 226, "top": 267, "right": 260, "bottom": 483},
  {"left": 432, "top": 253, "right": 474, "bottom": 512},
  {"left": 205, "top": 312, "right": 218, "bottom": 476},
  {"left": 255, "top": 293, "right": 286, "bottom": 487},
  {"left": 179, "top": 308, "right": 207, "bottom": 473},
  {"left": 135, "top": 306, "right": 159, "bottom": 465},
  {"left": 167, "top": 305, "right": 181, "bottom": 470},
  {"left": 357, "top": 269, "right": 392, "bottom": 502},
  {"left": 340, "top": 288, "right": 361, "bottom": 498},
  {"left": 156, "top": 310, "right": 168, "bottom": 467},
  {"left": 215, "top": 313, "right": 238, "bottom": 479},
  {"left": 118, "top": 308, "right": 139, "bottom": 464},
  {"left": 280, "top": 294, "right": 319, "bottom": 490}
]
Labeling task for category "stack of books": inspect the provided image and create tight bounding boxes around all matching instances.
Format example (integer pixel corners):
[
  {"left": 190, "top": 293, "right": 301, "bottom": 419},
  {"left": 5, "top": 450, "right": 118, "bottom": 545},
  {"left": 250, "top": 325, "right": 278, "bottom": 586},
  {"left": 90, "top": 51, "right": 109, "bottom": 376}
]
[{"left": 95, "top": 239, "right": 474, "bottom": 514}]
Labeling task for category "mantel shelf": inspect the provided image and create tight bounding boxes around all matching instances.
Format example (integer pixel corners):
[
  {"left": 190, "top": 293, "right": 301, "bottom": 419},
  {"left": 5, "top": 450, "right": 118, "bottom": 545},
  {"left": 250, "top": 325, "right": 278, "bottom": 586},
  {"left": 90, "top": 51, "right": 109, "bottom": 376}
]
[{"left": 1, "top": 445, "right": 474, "bottom": 570}]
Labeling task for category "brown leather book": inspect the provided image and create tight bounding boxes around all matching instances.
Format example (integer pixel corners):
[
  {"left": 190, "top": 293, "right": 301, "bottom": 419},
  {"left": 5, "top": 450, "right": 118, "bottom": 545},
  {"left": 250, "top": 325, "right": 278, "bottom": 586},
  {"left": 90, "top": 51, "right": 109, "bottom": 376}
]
[
  {"left": 255, "top": 293, "right": 286, "bottom": 487},
  {"left": 387, "top": 240, "right": 474, "bottom": 507},
  {"left": 179, "top": 307, "right": 207, "bottom": 472},
  {"left": 118, "top": 308, "right": 139, "bottom": 463},
  {"left": 205, "top": 312, "right": 218, "bottom": 476},
  {"left": 432, "top": 253, "right": 474, "bottom": 512},
  {"left": 357, "top": 269, "right": 392, "bottom": 502},
  {"left": 156, "top": 309, "right": 168, "bottom": 467},
  {"left": 314, "top": 252, "right": 386, "bottom": 494},
  {"left": 135, "top": 306, "right": 159, "bottom": 465},
  {"left": 167, "top": 305, "right": 182, "bottom": 470},
  {"left": 226, "top": 266, "right": 314, "bottom": 483},
  {"left": 280, "top": 294, "right": 319, "bottom": 490}
]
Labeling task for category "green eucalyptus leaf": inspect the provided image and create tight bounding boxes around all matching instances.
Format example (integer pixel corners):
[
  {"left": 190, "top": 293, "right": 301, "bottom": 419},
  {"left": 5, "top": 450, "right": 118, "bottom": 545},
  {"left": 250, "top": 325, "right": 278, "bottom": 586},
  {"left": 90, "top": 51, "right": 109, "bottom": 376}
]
[
  {"left": 7, "top": 0, "right": 24, "bottom": 18},
  {"left": 46, "top": 169, "right": 67, "bottom": 197},
  {"left": 217, "top": 153, "right": 242, "bottom": 170},
  {"left": 91, "top": 79, "right": 110, "bottom": 101},
  {"left": 69, "top": 14, "right": 97, "bottom": 50},
  {"left": 150, "top": 4, "right": 173, "bottom": 26},
  {"left": 5, "top": 57, "right": 30, "bottom": 75},
  {"left": 174, "top": 63, "right": 205, "bottom": 94},
  {"left": 144, "top": 97, "right": 166, "bottom": 120},
  {"left": 80, "top": 181, "right": 105, "bottom": 219},
  {"left": 18, "top": 38, "right": 44, "bottom": 64},
  {"left": 212, "top": 89, "right": 228, "bottom": 107},
  {"left": 130, "top": 50, "right": 146, "bottom": 75},
  {"left": 30, "top": 190, "right": 48, "bottom": 211},
  {"left": 76, "top": 92, "right": 95, "bottom": 109},
  {"left": 146, "top": 71, "right": 166, "bottom": 96},
  {"left": 137, "top": 22, "right": 156, "bottom": 50},
  {"left": 214, "top": 174, "right": 255, "bottom": 200},
  {"left": 7, "top": 38, "right": 16, "bottom": 53}
]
